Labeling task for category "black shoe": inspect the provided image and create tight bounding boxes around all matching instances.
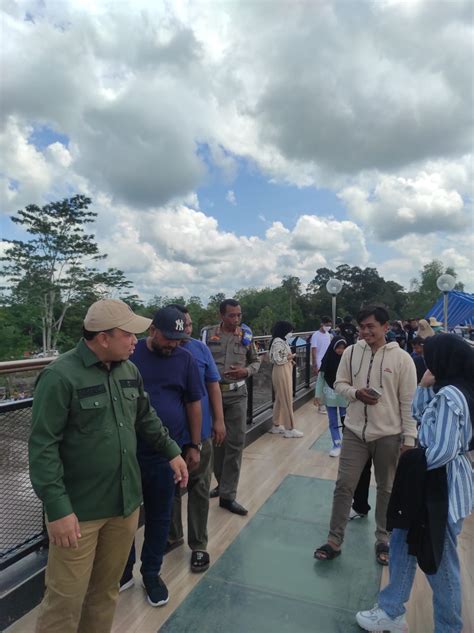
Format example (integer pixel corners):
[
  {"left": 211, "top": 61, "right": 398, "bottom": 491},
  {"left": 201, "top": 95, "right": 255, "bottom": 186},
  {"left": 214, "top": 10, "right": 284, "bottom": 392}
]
[
  {"left": 119, "top": 569, "right": 134, "bottom": 592},
  {"left": 209, "top": 486, "right": 219, "bottom": 499},
  {"left": 142, "top": 575, "right": 169, "bottom": 607},
  {"left": 219, "top": 498, "right": 248, "bottom": 516}
]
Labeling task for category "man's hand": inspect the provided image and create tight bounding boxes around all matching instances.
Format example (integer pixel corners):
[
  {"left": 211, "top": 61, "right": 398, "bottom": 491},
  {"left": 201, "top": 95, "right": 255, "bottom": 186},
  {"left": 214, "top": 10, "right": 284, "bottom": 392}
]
[
  {"left": 224, "top": 365, "right": 248, "bottom": 380},
  {"left": 420, "top": 369, "right": 435, "bottom": 388},
  {"left": 185, "top": 447, "right": 201, "bottom": 473},
  {"left": 47, "top": 513, "right": 81, "bottom": 548},
  {"left": 400, "top": 444, "right": 414, "bottom": 455},
  {"left": 312, "top": 366, "right": 319, "bottom": 376},
  {"left": 169, "top": 455, "right": 189, "bottom": 488},
  {"left": 355, "top": 389, "right": 379, "bottom": 405},
  {"left": 212, "top": 418, "right": 226, "bottom": 446}
]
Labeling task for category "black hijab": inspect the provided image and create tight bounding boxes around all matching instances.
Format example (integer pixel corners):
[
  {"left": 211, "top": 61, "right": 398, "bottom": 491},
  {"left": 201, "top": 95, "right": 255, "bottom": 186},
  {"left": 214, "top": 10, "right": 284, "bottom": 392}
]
[
  {"left": 319, "top": 336, "right": 347, "bottom": 389},
  {"left": 269, "top": 321, "right": 294, "bottom": 352},
  {"left": 423, "top": 334, "right": 474, "bottom": 427}
]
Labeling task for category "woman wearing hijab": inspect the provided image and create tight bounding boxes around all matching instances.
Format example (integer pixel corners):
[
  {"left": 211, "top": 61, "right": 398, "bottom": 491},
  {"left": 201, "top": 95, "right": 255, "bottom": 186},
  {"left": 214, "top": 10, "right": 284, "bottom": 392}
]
[
  {"left": 268, "top": 321, "right": 303, "bottom": 438},
  {"left": 314, "top": 337, "right": 348, "bottom": 457},
  {"left": 356, "top": 334, "right": 473, "bottom": 633}
]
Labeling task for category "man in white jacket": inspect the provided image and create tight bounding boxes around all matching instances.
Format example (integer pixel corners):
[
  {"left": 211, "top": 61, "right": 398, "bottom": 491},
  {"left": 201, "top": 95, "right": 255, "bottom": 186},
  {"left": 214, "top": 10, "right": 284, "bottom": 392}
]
[{"left": 314, "top": 306, "right": 417, "bottom": 565}]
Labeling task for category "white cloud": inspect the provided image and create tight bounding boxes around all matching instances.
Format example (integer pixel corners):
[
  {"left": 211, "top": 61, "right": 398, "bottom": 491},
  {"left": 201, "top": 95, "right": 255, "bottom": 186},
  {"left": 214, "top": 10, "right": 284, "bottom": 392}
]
[
  {"left": 1, "top": 0, "right": 473, "bottom": 294},
  {"left": 89, "top": 199, "right": 369, "bottom": 298},
  {"left": 225, "top": 190, "right": 236, "bottom": 205},
  {"left": 339, "top": 165, "right": 469, "bottom": 240},
  {"left": 378, "top": 232, "right": 474, "bottom": 291}
]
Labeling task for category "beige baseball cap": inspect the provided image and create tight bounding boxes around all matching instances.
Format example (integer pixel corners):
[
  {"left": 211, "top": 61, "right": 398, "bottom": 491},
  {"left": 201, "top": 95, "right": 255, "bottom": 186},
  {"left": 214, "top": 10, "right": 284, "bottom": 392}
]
[{"left": 84, "top": 299, "right": 152, "bottom": 333}]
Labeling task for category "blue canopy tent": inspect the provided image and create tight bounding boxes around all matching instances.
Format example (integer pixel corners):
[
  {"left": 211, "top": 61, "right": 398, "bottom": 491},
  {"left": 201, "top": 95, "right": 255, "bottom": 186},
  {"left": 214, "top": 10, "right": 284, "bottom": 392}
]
[{"left": 426, "top": 291, "right": 474, "bottom": 329}]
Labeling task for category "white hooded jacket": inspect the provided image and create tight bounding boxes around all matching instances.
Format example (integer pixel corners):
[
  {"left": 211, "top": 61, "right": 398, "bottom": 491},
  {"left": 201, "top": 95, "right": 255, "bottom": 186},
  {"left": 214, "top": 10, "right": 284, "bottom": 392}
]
[{"left": 334, "top": 340, "right": 417, "bottom": 445}]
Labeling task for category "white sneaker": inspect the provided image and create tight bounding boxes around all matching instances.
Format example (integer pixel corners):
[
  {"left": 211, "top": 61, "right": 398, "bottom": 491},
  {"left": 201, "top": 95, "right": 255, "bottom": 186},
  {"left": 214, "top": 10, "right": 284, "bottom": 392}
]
[
  {"left": 318, "top": 405, "right": 327, "bottom": 413},
  {"left": 283, "top": 428, "right": 304, "bottom": 438},
  {"left": 349, "top": 508, "right": 367, "bottom": 520},
  {"left": 268, "top": 425, "right": 286, "bottom": 434},
  {"left": 329, "top": 446, "right": 341, "bottom": 457},
  {"left": 356, "top": 606, "right": 408, "bottom": 632}
]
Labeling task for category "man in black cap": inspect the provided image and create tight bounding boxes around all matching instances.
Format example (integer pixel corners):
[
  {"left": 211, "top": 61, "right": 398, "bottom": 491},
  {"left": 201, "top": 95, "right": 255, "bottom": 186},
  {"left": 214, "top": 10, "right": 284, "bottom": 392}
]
[
  {"left": 120, "top": 306, "right": 204, "bottom": 607},
  {"left": 29, "top": 299, "right": 188, "bottom": 633}
]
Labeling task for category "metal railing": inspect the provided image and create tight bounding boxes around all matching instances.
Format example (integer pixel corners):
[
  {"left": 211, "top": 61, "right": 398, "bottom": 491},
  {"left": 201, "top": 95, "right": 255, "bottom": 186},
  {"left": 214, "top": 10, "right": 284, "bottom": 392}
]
[
  {"left": 0, "top": 399, "right": 48, "bottom": 571},
  {"left": 248, "top": 332, "right": 314, "bottom": 423},
  {"left": 0, "top": 332, "right": 315, "bottom": 571}
]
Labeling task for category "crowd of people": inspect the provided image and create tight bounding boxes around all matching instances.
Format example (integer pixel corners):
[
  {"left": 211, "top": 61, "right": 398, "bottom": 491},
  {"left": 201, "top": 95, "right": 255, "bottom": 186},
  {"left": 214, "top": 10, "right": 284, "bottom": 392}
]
[{"left": 27, "top": 298, "right": 472, "bottom": 633}]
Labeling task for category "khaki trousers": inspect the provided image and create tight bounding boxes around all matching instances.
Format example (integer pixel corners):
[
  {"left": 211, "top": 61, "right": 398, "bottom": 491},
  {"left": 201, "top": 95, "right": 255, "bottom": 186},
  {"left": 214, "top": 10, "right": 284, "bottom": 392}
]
[
  {"left": 271, "top": 362, "right": 295, "bottom": 429},
  {"left": 36, "top": 509, "right": 139, "bottom": 633},
  {"left": 169, "top": 438, "right": 213, "bottom": 550},
  {"left": 328, "top": 428, "right": 401, "bottom": 547}
]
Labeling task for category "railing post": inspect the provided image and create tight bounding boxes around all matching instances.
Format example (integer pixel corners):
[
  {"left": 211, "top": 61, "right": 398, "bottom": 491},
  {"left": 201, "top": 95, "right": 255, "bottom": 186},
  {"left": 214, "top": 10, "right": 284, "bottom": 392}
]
[
  {"left": 290, "top": 342, "right": 297, "bottom": 397},
  {"left": 305, "top": 342, "right": 311, "bottom": 388},
  {"left": 246, "top": 375, "right": 253, "bottom": 425}
]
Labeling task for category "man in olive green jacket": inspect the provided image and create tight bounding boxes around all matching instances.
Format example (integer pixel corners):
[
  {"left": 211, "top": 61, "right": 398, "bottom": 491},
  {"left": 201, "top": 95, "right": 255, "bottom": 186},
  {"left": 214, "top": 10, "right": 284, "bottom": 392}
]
[{"left": 29, "top": 299, "right": 188, "bottom": 633}]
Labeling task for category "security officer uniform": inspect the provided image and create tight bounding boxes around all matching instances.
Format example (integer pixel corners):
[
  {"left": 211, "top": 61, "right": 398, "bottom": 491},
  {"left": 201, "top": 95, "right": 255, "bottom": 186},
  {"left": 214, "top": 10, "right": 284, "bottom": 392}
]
[{"left": 203, "top": 324, "right": 261, "bottom": 502}]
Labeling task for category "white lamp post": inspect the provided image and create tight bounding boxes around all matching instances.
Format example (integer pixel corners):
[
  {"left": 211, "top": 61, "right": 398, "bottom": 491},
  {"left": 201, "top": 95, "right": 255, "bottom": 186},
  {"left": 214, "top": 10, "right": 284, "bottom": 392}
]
[
  {"left": 436, "top": 274, "right": 456, "bottom": 332},
  {"left": 326, "top": 278, "right": 343, "bottom": 328}
]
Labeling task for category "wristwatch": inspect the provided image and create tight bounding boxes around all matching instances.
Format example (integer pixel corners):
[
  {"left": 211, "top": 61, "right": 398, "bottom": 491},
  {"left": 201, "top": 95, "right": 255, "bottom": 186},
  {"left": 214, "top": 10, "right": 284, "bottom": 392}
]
[{"left": 188, "top": 442, "right": 202, "bottom": 451}]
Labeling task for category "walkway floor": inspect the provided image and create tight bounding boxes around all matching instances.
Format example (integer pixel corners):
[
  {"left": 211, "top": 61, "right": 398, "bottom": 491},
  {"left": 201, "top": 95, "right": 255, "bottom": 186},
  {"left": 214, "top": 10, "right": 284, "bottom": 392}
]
[{"left": 7, "top": 401, "right": 473, "bottom": 633}]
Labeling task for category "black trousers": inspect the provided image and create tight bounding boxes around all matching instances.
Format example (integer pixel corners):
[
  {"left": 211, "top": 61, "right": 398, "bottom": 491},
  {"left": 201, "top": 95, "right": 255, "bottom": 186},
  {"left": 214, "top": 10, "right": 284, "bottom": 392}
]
[{"left": 352, "top": 457, "right": 372, "bottom": 515}]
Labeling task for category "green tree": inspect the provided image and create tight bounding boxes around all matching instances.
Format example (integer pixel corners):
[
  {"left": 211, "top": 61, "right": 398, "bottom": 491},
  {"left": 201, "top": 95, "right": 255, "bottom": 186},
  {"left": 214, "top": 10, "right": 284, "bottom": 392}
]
[
  {"left": 1, "top": 195, "right": 133, "bottom": 355},
  {"left": 0, "top": 306, "right": 33, "bottom": 360},
  {"left": 405, "top": 260, "right": 464, "bottom": 317},
  {"left": 252, "top": 305, "right": 275, "bottom": 335},
  {"left": 305, "top": 264, "right": 408, "bottom": 322}
]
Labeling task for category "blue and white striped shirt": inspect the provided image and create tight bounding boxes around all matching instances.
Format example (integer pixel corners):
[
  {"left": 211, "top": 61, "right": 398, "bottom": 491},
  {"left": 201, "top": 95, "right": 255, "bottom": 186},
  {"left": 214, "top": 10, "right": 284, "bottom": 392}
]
[{"left": 412, "top": 385, "right": 473, "bottom": 524}]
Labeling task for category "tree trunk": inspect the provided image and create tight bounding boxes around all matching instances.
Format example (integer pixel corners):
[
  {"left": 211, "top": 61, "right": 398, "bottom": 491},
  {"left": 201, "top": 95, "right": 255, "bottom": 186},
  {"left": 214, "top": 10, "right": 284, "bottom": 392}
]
[{"left": 52, "top": 303, "right": 70, "bottom": 350}]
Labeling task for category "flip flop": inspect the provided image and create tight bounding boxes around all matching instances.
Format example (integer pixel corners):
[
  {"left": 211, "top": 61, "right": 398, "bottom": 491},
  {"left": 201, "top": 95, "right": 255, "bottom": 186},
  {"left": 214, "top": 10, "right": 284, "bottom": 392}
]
[
  {"left": 191, "top": 550, "right": 210, "bottom": 573},
  {"left": 314, "top": 543, "right": 341, "bottom": 561}
]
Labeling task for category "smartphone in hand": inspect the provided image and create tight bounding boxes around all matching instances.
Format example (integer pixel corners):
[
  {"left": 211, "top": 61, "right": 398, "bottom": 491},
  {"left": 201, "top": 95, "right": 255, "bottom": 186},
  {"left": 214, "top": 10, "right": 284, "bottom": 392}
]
[{"left": 366, "top": 387, "right": 382, "bottom": 399}]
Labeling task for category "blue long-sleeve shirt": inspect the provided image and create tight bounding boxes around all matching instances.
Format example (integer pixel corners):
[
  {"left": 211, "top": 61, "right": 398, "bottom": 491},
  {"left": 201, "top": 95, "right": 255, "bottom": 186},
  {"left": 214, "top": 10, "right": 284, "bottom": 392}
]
[{"left": 412, "top": 385, "right": 473, "bottom": 523}]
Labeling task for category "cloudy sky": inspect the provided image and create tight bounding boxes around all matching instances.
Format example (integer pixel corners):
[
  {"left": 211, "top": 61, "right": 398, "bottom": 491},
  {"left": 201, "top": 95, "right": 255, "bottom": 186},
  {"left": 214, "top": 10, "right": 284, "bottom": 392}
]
[{"left": 1, "top": 0, "right": 473, "bottom": 301}]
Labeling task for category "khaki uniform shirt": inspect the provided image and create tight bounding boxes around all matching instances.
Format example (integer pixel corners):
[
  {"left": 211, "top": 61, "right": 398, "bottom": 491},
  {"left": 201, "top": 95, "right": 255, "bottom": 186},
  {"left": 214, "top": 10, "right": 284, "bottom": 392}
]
[
  {"left": 203, "top": 324, "right": 261, "bottom": 388},
  {"left": 29, "top": 339, "right": 181, "bottom": 522}
]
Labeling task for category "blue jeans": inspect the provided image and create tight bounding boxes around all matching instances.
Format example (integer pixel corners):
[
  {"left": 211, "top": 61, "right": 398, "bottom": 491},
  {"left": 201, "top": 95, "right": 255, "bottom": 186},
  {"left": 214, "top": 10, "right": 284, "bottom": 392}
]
[
  {"left": 378, "top": 520, "right": 464, "bottom": 633},
  {"left": 327, "top": 406, "right": 346, "bottom": 446},
  {"left": 124, "top": 457, "right": 175, "bottom": 579}
]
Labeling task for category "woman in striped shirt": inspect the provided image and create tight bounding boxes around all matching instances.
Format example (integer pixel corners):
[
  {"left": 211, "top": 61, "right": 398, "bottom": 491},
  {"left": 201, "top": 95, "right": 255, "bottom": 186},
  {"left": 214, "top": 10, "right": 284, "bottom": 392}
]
[{"left": 356, "top": 334, "right": 473, "bottom": 633}]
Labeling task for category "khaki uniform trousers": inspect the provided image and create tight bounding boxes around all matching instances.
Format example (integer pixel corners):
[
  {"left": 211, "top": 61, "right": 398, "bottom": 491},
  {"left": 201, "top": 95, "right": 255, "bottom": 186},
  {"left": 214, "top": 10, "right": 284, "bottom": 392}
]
[
  {"left": 213, "top": 390, "right": 247, "bottom": 501},
  {"left": 271, "top": 362, "right": 295, "bottom": 430},
  {"left": 35, "top": 509, "right": 139, "bottom": 633},
  {"left": 169, "top": 438, "right": 213, "bottom": 550},
  {"left": 328, "top": 428, "right": 401, "bottom": 547}
]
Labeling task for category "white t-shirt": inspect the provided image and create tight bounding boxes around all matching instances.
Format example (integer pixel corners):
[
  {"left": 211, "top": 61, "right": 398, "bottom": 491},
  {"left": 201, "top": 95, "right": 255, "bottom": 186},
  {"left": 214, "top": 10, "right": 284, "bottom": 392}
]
[{"left": 310, "top": 330, "right": 331, "bottom": 369}]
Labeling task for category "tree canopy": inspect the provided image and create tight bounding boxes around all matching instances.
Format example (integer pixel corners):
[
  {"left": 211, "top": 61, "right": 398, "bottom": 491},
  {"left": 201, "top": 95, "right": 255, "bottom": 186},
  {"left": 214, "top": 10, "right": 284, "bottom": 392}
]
[{"left": 1, "top": 195, "right": 135, "bottom": 357}]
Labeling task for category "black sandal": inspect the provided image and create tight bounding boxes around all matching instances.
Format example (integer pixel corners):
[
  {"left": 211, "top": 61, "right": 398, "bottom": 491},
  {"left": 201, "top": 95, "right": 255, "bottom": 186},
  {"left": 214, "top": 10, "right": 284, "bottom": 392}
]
[
  {"left": 375, "top": 542, "right": 389, "bottom": 566},
  {"left": 191, "top": 550, "right": 210, "bottom": 573},
  {"left": 313, "top": 543, "right": 341, "bottom": 561}
]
